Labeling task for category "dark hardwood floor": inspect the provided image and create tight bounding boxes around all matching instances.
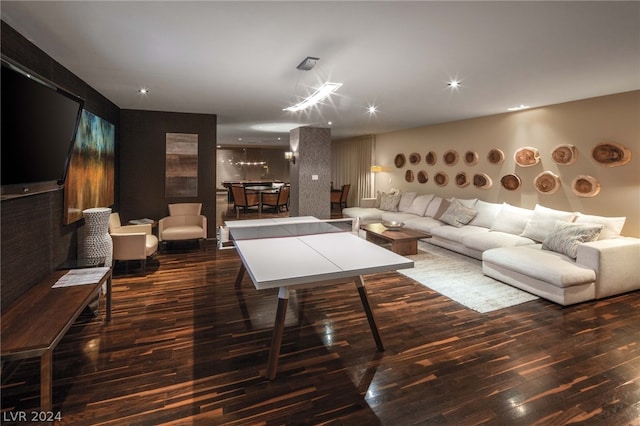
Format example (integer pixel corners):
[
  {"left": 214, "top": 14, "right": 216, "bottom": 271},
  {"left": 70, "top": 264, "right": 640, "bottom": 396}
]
[{"left": 2, "top": 197, "right": 640, "bottom": 425}]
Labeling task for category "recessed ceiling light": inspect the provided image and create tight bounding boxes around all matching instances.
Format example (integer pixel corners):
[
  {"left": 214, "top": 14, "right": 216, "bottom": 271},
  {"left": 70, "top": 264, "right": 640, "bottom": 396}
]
[
  {"left": 139, "top": 88, "right": 149, "bottom": 94},
  {"left": 447, "top": 80, "right": 460, "bottom": 88},
  {"left": 368, "top": 105, "right": 377, "bottom": 114},
  {"left": 507, "top": 104, "right": 531, "bottom": 111}
]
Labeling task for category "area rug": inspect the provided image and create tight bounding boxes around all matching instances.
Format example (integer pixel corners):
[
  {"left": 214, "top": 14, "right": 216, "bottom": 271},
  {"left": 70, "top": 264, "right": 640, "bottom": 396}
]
[{"left": 398, "top": 242, "right": 539, "bottom": 313}]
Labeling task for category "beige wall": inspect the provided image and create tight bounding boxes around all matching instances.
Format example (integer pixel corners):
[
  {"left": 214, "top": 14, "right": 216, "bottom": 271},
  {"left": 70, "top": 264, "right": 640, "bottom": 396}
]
[{"left": 374, "top": 90, "right": 640, "bottom": 237}]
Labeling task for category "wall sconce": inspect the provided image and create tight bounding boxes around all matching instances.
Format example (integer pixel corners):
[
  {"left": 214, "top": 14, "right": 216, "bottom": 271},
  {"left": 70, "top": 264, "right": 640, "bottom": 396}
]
[
  {"left": 370, "top": 165, "right": 382, "bottom": 173},
  {"left": 285, "top": 151, "right": 296, "bottom": 164}
]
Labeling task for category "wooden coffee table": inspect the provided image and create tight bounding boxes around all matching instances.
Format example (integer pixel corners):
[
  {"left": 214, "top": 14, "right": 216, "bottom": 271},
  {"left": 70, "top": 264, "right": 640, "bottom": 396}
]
[{"left": 362, "top": 223, "right": 431, "bottom": 255}]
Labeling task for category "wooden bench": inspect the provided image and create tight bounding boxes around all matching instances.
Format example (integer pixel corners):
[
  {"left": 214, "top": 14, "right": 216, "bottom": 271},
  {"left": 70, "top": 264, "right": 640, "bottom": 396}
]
[{"left": 1, "top": 267, "right": 112, "bottom": 411}]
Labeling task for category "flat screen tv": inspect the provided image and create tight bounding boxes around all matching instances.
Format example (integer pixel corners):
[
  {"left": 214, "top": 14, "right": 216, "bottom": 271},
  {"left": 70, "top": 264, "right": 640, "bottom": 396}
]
[{"left": 1, "top": 56, "right": 84, "bottom": 198}]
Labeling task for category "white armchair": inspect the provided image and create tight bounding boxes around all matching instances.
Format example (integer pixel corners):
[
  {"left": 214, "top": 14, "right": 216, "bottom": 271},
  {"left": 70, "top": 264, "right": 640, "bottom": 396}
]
[
  {"left": 158, "top": 203, "right": 207, "bottom": 250},
  {"left": 108, "top": 213, "right": 158, "bottom": 275}
]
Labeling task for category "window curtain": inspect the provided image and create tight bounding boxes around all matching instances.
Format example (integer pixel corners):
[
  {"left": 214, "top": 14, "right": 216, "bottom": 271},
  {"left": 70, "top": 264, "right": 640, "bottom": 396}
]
[{"left": 331, "top": 135, "right": 374, "bottom": 207}]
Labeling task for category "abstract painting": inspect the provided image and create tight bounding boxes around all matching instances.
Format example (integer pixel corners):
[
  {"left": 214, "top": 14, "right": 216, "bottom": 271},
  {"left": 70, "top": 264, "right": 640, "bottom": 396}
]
[
  {"left": 64, "top": 110, "right": 115, "bottom": 224},
  {"left": 166, "top": 133, "right": 198, "bottom": 197}
]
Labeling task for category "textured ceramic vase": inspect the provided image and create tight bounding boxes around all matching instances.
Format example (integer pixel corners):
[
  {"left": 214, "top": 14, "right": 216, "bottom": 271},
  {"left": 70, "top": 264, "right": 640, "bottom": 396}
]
[{"left": 79, "top": 207, "right": 113, "bottom": 267}]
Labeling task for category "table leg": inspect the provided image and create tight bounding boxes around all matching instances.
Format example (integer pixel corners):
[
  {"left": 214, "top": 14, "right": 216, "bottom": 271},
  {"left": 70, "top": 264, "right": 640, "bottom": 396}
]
[
  {"left": 266, "top": 287, "right": 289, "bottom": 380},
  {"left": 234, "top": 263, "right": 246, "bottom": 288},
  {"left": 41, "top": 350, "right": 52, "bottom": 411},
  {"left": 354, "top": 275, "right": 384, "bottom": 351},
  {"left": 106, "top": 274, "right": 112, "bottom": 322}
]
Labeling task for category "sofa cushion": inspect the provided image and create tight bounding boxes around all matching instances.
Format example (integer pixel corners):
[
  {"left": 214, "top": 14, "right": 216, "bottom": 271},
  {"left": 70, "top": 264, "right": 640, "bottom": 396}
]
[
  {"left": 342, "top": 206, "right": 384, "bottom": 223},
  {"left": 407, "top": 194, "right": 435, "bottom": 216},
  {"left": 398, "top": 192, "right": 417, "bottom": 212},
  {"left": 439, "top": 199, "right": 477, "bottom": 228},
  {"left": 542, "top": 221, "right": 604, "bottom": 258},
  {"left": 404, "top": 216, "right": 445, "bottom": 233},
  {"left": 464, "top": 230, "right": 536, "bottom": 252},
  {"left": 483, "top": 245, "right": 597, "bottom": 288},
  {"left": 430, "top": 224, "right": 489, "bottom": 243},
  {"left": 468, "top": 200, "right": 502, "bottom": 228},
  {"left": 162, "top": 225, "right": 205, "bottom": 241},
  {"left": 574, "top": 214, "right": 626, "bottom": 240},
  {"left": 490, "top": 203, "right": 534, "bottom": 235},
  {"left": 520, "top": 204, "right": 576, "bottom": 242}
]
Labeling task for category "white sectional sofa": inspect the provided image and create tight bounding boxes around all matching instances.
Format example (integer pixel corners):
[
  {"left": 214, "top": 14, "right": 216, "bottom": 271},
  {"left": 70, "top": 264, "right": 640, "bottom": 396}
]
[{"left": 343, "top": 191, "right": 640, "bottom": 306}]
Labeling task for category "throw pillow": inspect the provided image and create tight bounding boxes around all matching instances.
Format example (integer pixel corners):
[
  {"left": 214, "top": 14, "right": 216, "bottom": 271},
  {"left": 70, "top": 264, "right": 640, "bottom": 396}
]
[
  {"left": 398, "top": 192, "right": 417, "bottom": 212},
  {"left": 520, "top": 204, "right": 576, "bottom": 242},
  {"left": 542, "top": 221, "right": 604, "bottom": 258},
  {"left": 439, "top": 199, "right": 478, "bottom": 227},
  {"left": 379, "top": 192, "right": 402, "bottom": 211},
  {"left": 424, "top": 196, "right": 444, "bottom": 217},
  {"left": 407, "top": 194, "right": 435, "bottom": 216},
  {"left": 374, "top": 191, "right": 383, "bottom": 208},
  {"left": 490, "top": 203, "right": 535, "bottom": 235},
  {"left": 434, "top": 199, "right": 452, "bottom": 220},
  {"left": 448, "top": 197, "right": 478, "bottom": 208},
  {"left": 469, "top": 200, "right": 502, "bottom": 228},
  {"left": 574, "top": 214, "right": 626, "bottom": 240}
]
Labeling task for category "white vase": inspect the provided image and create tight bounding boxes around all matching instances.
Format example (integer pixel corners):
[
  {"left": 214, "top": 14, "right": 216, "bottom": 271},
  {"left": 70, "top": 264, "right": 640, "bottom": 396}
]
[{"left": 79, "top": 207, "right": 113, "bottom": 267}]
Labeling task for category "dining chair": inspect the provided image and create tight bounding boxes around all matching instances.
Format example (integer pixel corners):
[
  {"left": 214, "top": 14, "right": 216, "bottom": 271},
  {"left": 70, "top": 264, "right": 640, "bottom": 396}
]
[
  {"left": 262, "top": 184, "right": 290, "bottom": 212},
  {"left": 231, "top": 185, "right": 259, "bottom": 213},
  {"left": 331, "top": 184, "right": 350, "bottom": 210}
]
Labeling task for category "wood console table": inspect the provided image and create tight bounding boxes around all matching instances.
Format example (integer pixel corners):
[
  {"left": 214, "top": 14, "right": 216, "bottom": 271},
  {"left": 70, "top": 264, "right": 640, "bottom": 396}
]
[{"left": 0, "top": 267, "right": 112, "bottom": 411}]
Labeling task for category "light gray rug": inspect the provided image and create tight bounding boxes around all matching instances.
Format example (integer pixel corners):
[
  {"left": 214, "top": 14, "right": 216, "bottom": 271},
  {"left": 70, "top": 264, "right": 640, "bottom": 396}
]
[{"left": 399, "top": 242, "right": 539, "bottom": 313}]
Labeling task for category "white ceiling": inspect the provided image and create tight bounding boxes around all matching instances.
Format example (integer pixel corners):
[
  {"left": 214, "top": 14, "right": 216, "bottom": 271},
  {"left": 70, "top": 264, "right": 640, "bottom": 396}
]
[{"left": 2, "top": 1, "right": 639, "bottom": 147}]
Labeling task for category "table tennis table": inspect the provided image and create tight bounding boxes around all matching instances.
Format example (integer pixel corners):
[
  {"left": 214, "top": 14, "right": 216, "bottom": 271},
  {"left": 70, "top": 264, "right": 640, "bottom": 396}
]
[{"left": 226, "top": 217, "right": 414, "bottom": 379}]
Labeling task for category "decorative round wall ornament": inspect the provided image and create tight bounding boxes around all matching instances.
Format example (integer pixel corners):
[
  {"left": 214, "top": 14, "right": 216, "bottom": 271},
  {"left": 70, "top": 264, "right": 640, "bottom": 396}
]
[
  {"left": 514, "top": 146, "right": 541, "bottom": 167},
  {"left": 443, "top": 150, "right": 459, "bottom": 166},
  {"left": 426, "top": 151, "right": 437, "bottom": 165},
  {"left": 394, "top": 153, "right": 406, "bottom": 168},
  {"left": 455, "top": 172, "right": 470, "bottom": 188},
  {"left": 464, "top": 151, "right": 478, "bottom": 166},
  {"left": 592, "top": 142, "right": 631, "bottom": 167},
  {"left": 417, "top": 170, "right": 428, "bottom": 184},
  {"left": 552, "top": 144, "right": 578, "bottom": 165},
  {"left": 405, "top": 169, "right": 415, "bottom": 182},
  {"left": 500, "top": 174, "right": 521, "bottom": 191},
  {"left": 434, "top": 171, "right": 448, "bottom": 186},
  {"left": 487, "top": 148, "right": 505, "bottom": 164},
  {"left": 571, "top": 175, "right": 601, "bottom": 197},
  {"left": 473, "top": 173, "right": 492, "bottom": 189},
  {"left": 534, "top": 171, "right": 560, "bottom": 194},
  {"left": 409, "top": 152, "right": 421, "bottom": 165}
]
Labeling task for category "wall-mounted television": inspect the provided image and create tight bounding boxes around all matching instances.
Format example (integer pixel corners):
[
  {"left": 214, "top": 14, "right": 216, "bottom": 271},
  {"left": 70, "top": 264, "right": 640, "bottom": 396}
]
[{"left": 1, "top": 56, "right": 84, "bottom": 199}]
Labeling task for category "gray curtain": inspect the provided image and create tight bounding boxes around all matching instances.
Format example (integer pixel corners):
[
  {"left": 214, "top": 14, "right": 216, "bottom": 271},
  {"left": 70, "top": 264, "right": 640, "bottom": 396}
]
[{"left": 331, "top": 135, "right": 374, "bottom": 207}]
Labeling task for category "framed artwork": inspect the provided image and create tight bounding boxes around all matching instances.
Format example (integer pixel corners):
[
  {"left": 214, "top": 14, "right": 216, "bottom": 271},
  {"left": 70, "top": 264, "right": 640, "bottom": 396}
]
[
  {"left": 64, "top": 110, "right": 115, "bottom": 224},
  {"left": 166, "top": 133, "right": 198, "bottom": 197}
]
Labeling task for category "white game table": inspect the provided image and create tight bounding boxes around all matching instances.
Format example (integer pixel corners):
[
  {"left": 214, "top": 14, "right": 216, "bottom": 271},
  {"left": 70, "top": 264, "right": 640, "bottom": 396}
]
[{"left": 227, "top": 217, "right": 414, "bottom": 379}]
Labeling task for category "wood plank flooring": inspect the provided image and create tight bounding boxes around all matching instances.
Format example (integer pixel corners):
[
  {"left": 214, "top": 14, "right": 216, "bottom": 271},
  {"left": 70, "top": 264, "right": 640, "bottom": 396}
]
[{"left": 2, "top": 200, "right": 640, "bottom": 424}]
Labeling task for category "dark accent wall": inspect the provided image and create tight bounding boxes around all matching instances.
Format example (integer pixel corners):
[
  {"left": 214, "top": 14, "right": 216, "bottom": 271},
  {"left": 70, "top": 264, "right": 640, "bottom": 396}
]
[
  {"left": 1, "top": 21, "right": 120, "bottom": 310},
  {"left": 119, "top": 110, "right": 217, "bottom": 237}
]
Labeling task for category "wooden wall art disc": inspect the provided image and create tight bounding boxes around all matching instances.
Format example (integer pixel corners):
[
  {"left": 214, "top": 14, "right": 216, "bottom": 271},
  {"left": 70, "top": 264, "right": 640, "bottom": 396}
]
[
  {"left": 434, "top": 172, "right": 448, "bottom": 186},
  {"left": 426, "top": 151, "right": 437, "bottom": 165},
  {"left": 534, "top": 171, "right": 560, "bottom": 194},
  {"left": 473, "top": 173, "right": 492, "bottom": 189},
  {"left": 417, "top": 170, "right": 428, "bottom": 184},
  {"left": 455, "top": 172, "right": 470, "bottom": 188},
  {"left": 464, "top": 151, "right": 478, "bottom": 166},
  {"left": 409, "top": 152, "right": 421, "bottom": 165},
  {"left": 500, "top": 174, "right": 521, "bottom": 191},
  {"left": 571, "top": 175, "right": 601, "bottom": 197},
  {"left": 443, "top": 150, "right": 459, "bottom": 166},
  {"left": 405, "top": 169, "right": 414, "bottom": 182},
  {"left": 394, "top": 153, "right": 406, "bottom": 168},
  {"left": 552, "top": 144, "right": 578, "bottom": 165},
  {"left": 487, "top": 148, "right": 504, "bottom": 164},
  {"left": 515, "top": 146, "right": 541, "bottom": 167},
  {"left": 592, "top": 142, "right": 631, "bottom": 167}
]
